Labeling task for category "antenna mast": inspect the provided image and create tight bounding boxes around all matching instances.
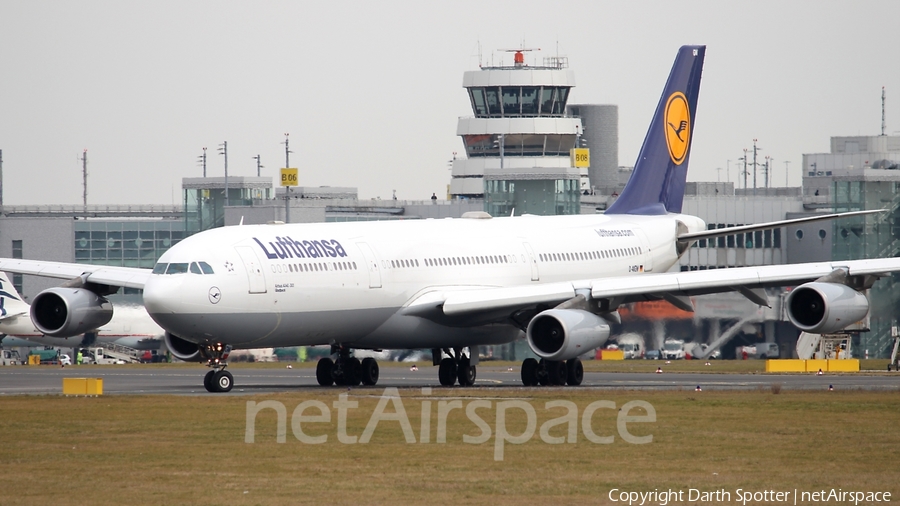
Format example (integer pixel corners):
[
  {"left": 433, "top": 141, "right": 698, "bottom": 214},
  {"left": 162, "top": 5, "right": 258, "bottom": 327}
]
[
  {"left": 882, "top": 86, "right": 887, "bottom": 136},
  {"left": 81, "top": 149, "right": 88, "bottom": 209}
]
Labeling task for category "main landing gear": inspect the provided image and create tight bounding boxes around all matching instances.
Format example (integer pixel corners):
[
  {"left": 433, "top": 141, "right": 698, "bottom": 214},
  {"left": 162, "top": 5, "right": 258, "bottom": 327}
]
[
  {"left": 316, "top": 346, "right": 380, "bottom": 386},
  {"left": 435, "top": 348, "right": 477, "bottom": 387},
  {"left": 520, "top": 358, "right": 583, "bottom": 386},
  {"left": 202, "top": 343, "right": 234, "bottom": 393}
]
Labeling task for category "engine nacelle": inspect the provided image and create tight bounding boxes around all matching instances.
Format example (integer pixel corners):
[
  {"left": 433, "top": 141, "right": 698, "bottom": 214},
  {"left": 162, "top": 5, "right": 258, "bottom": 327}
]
[
  {"left": 526, "top": 309, "right": 611, "bottom": 361},
  {"left": 785, "top": 282, "right": 869, "bottom": 334},
  {"left": 164, "top": 332, "right": 203, "bottom": 362},
  {"left": 30, "top": 287, "right": 113, "bottom": 338}
]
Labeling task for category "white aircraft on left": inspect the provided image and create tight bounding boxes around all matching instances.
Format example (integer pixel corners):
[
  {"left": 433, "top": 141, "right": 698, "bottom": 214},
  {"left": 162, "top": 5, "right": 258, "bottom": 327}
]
[{"left": 0, "top": 272, "right": 164, "bottom": 350}]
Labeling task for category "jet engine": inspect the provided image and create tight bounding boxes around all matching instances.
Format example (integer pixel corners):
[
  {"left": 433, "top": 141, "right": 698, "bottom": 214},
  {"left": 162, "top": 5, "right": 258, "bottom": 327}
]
[
  {"left": 785, "top": 282, "right": 869, "bottom": 334},
  {"left": 526, "top": 309, "right": 611, "bottom": 362},
  {"left": 30, "top": 287, "right": 113, "bottom": 338},
  {"left": 164, "top": 332, "right": 203, "bottom": 362}
]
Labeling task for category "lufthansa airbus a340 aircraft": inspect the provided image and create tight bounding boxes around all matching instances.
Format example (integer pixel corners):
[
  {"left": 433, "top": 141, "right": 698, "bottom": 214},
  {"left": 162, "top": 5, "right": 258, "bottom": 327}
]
[{"left": 0, "top": 46, "right": 892, "bottom": 392}]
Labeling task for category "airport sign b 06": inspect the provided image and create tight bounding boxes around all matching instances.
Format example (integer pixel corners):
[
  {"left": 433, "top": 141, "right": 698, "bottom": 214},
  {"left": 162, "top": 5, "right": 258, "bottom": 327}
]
[{"left": 281, "top": 168, "right": 298, "bottom": 187}]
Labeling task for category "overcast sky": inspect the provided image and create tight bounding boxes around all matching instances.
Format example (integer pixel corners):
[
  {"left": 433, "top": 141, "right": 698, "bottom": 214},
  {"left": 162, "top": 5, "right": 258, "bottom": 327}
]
[{"left": 1, "top": 0, "right": 898, "bottom": 206}]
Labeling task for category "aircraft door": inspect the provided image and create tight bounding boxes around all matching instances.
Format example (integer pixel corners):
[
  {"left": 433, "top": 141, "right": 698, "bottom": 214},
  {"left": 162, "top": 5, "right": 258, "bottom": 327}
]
[
  {"left": 522, "top": 242, "right": 540, "bottom": 281},
  {"left": 235, "top": 246, "right": 268, "bottom": 294},
  {"left": 632, "top": 229, "right": 655, "bottom": 273},
  {"left": 356, "top": 242, "right": 382, "bottom": 289}
]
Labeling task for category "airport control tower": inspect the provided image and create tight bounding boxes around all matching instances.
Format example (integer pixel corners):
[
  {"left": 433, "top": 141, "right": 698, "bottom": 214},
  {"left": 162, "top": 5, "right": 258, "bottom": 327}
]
[{"left": 449, "top": 49, "right": 584, "bottom": 215}]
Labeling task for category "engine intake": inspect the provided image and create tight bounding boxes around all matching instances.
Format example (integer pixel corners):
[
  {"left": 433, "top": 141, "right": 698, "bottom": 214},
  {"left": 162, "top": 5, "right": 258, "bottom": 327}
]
[
  {"left": 164, "top": 332, "right": 203, "bottom": 362},
  {"left": 785, "top": 282, "right": 869, "bottom": 334},
  {"left": 526, "top": 309, "right": 610, "bottom": 361},
  {"left": 30, "top": 287, "right": 113, "bottom": 338}
]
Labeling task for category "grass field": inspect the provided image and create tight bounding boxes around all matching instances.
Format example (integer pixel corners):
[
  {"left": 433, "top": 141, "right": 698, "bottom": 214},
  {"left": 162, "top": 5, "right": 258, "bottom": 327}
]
[{"left": 2, "top": 387, "right": 898, "bottom": 505}]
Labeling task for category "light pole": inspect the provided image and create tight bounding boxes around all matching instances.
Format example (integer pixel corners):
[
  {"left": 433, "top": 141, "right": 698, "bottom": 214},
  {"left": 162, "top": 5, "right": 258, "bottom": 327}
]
[
  {"left": 740, "top": 149, "right": 749, "bottom": 189},
  {"left": 493, "top": 134, "right": 505, "bottom": 169},
  {"left": 283, "top": 133, "right": 293, "bottom": 223},
  {"left": 218, "top": 141, "right": 228, "bottom": 206},
  {"left": 198, "top": 147, "right": 207, "bottom": 177},
  {"left": 253, "top": 155, "right": 263, "bottom": 177}
]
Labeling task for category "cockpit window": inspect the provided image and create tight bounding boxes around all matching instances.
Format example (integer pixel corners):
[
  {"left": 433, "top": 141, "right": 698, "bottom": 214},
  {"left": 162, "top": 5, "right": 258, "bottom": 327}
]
[
  {"left": 199, "top": 262, "right": 215, "bottom": 274},
  {"left": 190, "top": 262, "right": 203, "bottom": 274},
  {"left": 152, "top": 263, "right": 168, "bottom": 274},
  {"left": 165, "top": 263, "right": 189, "bottom": 274}
]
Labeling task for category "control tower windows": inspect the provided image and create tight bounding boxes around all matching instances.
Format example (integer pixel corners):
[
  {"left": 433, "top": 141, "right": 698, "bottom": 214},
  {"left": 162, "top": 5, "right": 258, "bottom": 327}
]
[
  {"left": 485, "top": 87, "right": 502, "bottom": 116},
  {"left": 462, "top": 133, "right": 576, "bottom": 158},
  {"left": 539, "top": 88, "right": 556, "bottom": 116},
  {"left": 553, "top": 88, "right": 569, "bottom": 115},
  {"left": 468, "top": 86, "right": 571, "bottom": 118},
  {"left": 502, "top": 87, "right": 520, "bottom": 116},
  {"left": 520, "top": 87, "right": 539, "bottom": 115},
  {"left": 471, "top": 88, "right": 488, "bottom": 116}
]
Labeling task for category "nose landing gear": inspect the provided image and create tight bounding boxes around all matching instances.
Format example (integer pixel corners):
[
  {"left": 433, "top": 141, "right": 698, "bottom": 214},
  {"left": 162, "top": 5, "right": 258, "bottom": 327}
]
[{"left": 201, "top": 343, "right": 233, "bottom": 393}]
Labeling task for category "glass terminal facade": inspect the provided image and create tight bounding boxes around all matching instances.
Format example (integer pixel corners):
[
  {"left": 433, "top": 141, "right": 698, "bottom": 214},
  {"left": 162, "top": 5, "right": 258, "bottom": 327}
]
[
  {"left": 831, "top": 179, "right": 900, "bottom": 356},
  {"left": 484, "top": 179, "right": 580, "bottom": 217},
  {"left": 183, "top": 177, "right": 273, "bottom": 233},
  {"left": 75, "top": 220, "right": 186, "bottom": 269}
]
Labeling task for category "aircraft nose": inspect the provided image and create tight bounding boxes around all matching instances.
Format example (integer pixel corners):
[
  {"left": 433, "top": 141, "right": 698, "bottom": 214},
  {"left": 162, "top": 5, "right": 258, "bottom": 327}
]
[{"left": 142, "top": 276, "right": 184, "bottom": 316}]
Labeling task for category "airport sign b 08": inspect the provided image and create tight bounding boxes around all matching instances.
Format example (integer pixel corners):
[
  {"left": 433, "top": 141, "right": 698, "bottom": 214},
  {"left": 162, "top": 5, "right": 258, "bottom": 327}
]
[{"left": 570, "top": 148, "right": 590, "bottom": 168}]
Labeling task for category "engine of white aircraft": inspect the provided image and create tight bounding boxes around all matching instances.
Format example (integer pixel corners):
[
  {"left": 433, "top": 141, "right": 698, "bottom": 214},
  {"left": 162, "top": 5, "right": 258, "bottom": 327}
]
[
  {"left": 164, "top": 332, "right": 203, "bottom": 362},
  {"left": 526, "top": 309, "right": 611, "bottom": 362},
  {"left": 785, "top": 282, "right": 869, "bottom": 334},
  {"left": 30, "top": 287, "right": 113, "bottom": 338}
]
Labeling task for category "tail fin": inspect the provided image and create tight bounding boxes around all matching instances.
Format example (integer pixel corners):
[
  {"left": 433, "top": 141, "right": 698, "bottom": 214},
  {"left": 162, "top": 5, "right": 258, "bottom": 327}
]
[
  {"left": 606, "top": 45, "right": 706, "bottom": 215},
  {"left": 0, "top": 271, "right": 29, "bottom": 319}
]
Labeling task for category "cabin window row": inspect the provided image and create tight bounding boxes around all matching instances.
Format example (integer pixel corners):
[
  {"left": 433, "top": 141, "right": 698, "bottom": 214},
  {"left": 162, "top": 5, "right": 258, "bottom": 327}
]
[
  {"left": 538, "top": 247, "right": 642, "bottom": 263},
  {"left": 389, "top": 259, "right": 420, "bottom": 269},
  {"left": 424, "top": 255, "right": 513, "bottom": 267},
  {"left": 273, "top": 261, "right": 358, "bottom": 274}
]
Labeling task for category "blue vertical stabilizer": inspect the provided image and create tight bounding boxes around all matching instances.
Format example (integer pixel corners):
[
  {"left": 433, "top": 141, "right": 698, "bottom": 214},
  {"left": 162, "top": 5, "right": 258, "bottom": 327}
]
[{"left": 605, "top": 45, "right": 705, "bottom": 215}]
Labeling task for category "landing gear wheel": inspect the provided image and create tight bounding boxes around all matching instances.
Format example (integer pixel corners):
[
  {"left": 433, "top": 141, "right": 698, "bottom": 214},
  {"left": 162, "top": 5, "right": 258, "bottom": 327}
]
[
  {"left": 213, "top": 370, "right": 233, "bottom": 393},
  {"left": 457, "top": 358, "right": 476, "bottom": 386},
  {"left": 316, "top": 358, "right": 335, "bottom": 386},
  {"left": 438, "top": 358, "right": 457, "bottom": 386},
  {"left": 548, "top": 360, "right": 567, "bottom": 386},
  {"left": 203, "top": 370, "right": 216, "bottom": 392},
  {"left": 361, "top": 357, "right": 379, "bottom": 386},
  {"left": 566, "top": 358, "right": 584, "bottom": 386},
  {"left": 521, "top": 358, "right": 539, "bottom": 386}
]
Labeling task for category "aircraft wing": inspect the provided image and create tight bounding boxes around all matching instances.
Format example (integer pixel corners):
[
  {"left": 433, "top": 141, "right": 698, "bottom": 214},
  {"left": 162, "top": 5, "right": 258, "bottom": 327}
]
[
  {"left": 416, "top": 258, "right": 900, "bottom": 318},
  {"left": 0, "top": 259, "right": 150, "bottom": 290}
]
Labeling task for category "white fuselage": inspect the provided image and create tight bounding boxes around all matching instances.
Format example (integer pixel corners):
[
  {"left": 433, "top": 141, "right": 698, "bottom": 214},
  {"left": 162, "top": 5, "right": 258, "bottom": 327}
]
[{"left": 143, "top": 213, "right": 705, "bottom": 350}]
